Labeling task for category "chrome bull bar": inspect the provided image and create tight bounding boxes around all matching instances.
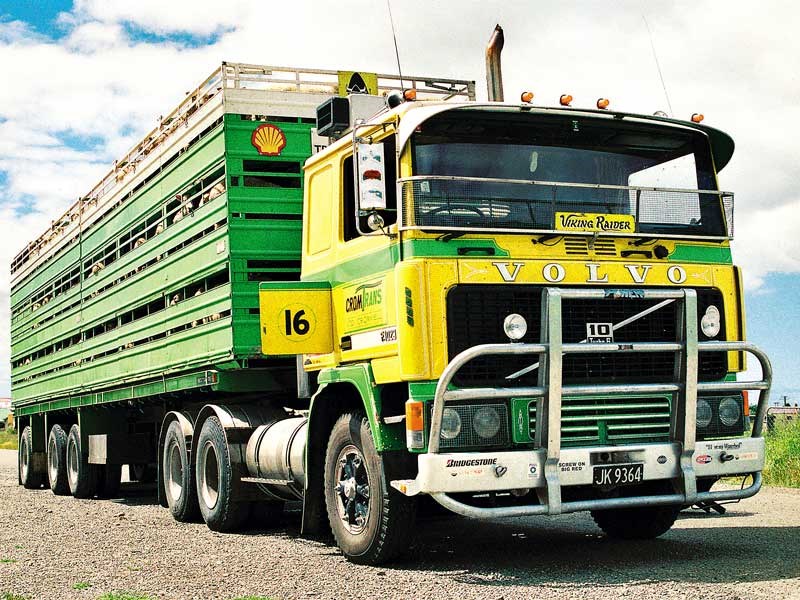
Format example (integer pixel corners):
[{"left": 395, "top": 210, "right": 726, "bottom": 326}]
[{"left": 417, "top": 287, "right": 772, "bottom": 517}]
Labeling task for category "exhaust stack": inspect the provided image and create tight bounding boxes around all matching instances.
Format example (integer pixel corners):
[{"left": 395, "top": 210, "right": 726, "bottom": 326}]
[{"left": 486, "top": 24, "right": 505, "bottom": 102}]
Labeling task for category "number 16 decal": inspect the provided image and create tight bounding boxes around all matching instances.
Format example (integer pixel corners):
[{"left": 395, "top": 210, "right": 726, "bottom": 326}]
[{"left": 284, "top": 309, "right": 310, "bottom": 336}]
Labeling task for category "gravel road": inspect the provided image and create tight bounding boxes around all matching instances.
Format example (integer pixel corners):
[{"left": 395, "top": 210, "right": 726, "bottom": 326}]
[{"left": 0, "top": 449, "right": 798, "bottom": 600}]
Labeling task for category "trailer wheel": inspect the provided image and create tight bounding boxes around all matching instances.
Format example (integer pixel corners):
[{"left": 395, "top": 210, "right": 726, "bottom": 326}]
[
  {"left": 47, "top": 425, "right": 70, "bottom": 495},
  {"left": 591, "top": 504, "right": 681, "bottom": 540},
  {"left": 130, "top": 463, "right": 157, "bottom": 483},
  {"left": 324, "top": 413, "right": 416, "bottom": 565},
  {"left": 195, "top": 416, "right": 250, "bottom": 532},
  {"left": 162, "top": 420, "right": 199, "bottom": 522},
  {"left": 98, "top": 465, "right": 122, "bottom": 498},
  {"left": 66, "top": 424, "right": 99, "bottom": 498},
  {"left": 20, "top": 426, "right": 44, "bottom": 489}
]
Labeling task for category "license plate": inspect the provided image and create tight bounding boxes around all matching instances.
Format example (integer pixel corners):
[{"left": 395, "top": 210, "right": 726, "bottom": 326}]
[{"left": 593, "top": 463, "right": 644, "bottom": 487}]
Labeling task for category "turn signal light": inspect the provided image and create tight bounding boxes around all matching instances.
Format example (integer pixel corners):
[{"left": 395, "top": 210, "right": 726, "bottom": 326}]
[
  {"left": 691, "top": 113, "right": 704, "bottom": 123},
  {"left": 403, "top": 88, "right": 417, "bottom": 101},
  {"left": 560, "top": 94, "right": 573, "bottom": 106},
  {"left": 405, "top": 400, "right": 424, "bottom": 448},
  {"left": 597, "top": 98, "right": 610, "bottom": 109},
  {"left": 520, "top": 91, "right": 534, "bottom": 103},
  {"left": 743, "top": 391, "right": 750, "bottom": 416}
]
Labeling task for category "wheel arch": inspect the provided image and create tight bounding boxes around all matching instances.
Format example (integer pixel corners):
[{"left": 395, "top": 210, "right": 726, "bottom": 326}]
[{"left": 301, "top": 372, "right": 379, "bottom": 536}]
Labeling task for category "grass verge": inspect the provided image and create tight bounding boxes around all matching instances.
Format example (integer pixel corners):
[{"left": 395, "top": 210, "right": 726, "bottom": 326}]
[
  {"left": 763, "top": 418, "right": 800, "bottom": 488},
  {"left": 0, "top": 429, "right": 17, "bottom": 451}
]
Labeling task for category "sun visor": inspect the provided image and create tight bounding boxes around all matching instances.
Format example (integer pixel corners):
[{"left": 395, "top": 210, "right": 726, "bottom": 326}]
[{"left": 397, "top": 103, "right": 735, "bottom": 172}]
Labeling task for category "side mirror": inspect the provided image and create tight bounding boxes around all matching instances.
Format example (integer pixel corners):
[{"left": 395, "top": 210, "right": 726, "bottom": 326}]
[{"left": 357, "top": 143, "right": 387, "bottom": 211}]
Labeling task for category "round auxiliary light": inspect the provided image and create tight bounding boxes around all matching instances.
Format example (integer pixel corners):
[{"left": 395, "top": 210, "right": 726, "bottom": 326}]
[
  {"left": 473, "top": 406, "right": 502, "bottom": 439},
  {"left": 701, "top": 305, "right": 721, "bottom": 338},
  {"left": 503, "top": 313, "right": 528, "bottom": 341},
  {"left": 560, "top": 94, "right": 573, "bottom": 106},
  {"left": 440, "top": 408, "right": 462, "bottom": 440},
  {"left": 696, "top": 398, "right": 713, "bottom": 429},
  {"left": 691, "top": 113, "right": 705, "bottom": 123},
  {"left": 719, "top": 396, "right": 742, "bottom": 427},
  {"left": 596, "top": 97, "right": 610, "bottom": 109},
  {"left": 520, "top": 91, "right": 534, "bottom": 103}
]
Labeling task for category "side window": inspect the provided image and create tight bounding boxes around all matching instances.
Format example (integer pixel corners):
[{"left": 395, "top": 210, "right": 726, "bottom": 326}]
[
  {"left": 343, "top": 135, "right": 397, "bottom": 242},
  {"left": 306, "top": 165, "right": 333, "bottom": 255}
]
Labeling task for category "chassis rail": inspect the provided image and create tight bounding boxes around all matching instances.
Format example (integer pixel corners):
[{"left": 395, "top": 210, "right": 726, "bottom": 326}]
[{"left": 394, "top": 288, "right": 772, "bottom": 517}]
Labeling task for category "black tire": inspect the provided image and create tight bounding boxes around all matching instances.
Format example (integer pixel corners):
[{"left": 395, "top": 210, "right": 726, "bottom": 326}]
[
  {"left": 47, "top": 425, "right": 70, "bottom": 495},
  {"left": 98, "top": 464, "right": 122, "bottom": 498},
  {"left": 66, "top": 424, "right": 99, "bottom": 498},
  {"left": 195, "top": 416, "right": 250, "bottom": 532},
  {"left": 324, "top": 413, "right": 416, "bottom": 564},
  {"left": 591, "top": 504, "right": 681, "bottom": 540},
  {"left": 130, "top": 463, "right": 157, "bottom": 483},
  {"left": 20, "top": 426, "right": 44, "bottom": 489},
  {"left": 162, "top": 420, "right": 200, "bottom": 522}
]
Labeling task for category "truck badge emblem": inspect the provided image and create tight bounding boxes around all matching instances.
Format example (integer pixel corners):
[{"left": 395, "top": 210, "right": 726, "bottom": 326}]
[
  {"left": 492, "top": 262, "right": 524, "bottom": 282},
  {"left": 251, "top": 124, "right": 287, "bottom": 156},
  {"left": 494, "top": 465, "right": 508, "bottom": 478}
]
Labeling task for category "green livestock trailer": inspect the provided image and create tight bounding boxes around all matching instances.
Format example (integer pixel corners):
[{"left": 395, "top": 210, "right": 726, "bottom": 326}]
[{"left": 9, "top": 63, "right": 474, "bottom": 548}]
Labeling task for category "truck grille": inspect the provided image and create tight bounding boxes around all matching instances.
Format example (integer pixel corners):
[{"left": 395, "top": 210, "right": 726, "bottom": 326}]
[
  {"left": 527, "top": 395, "right": 672, "bottom": 446},
  {"left": 446, "top": 285, "right": 727, "bottom": 388}
]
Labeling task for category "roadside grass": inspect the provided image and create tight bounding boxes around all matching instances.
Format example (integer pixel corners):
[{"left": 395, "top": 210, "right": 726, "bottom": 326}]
[
  {"left": 0, "top": 559, "right": 17, "bottom": 564},
  {"left": 0, "top": 429, "right": 17, "bottom": 451},
  {"left": 763, "top": 418, "right": 800, "bottom": 488},
  {"left": 96, "top": 593, "right": 152, "bottom": 600},
  {"left": 1, "top": 593, "right": 28, "bottom": 600},
  {"left": 73, "top": 582, "right": 92, "bottom": 590},
  {"left": 229, "top": 597, "right": 276, "bottom": 600}
]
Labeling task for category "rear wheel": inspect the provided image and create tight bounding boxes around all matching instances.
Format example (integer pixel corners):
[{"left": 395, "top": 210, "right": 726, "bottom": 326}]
[
  {"left": 195, "top": 416, "right": 250, "bottom": 532},
  {"left": 66, "top": 424, "right": 99, "bottom": 498},
  {"left": 20, "top": 426, "right": 44, "bottom": 489},
  {"left": 591, "top": 504, "right": 681, "bottom": 539},
  {"left": 47, "top": 425, "right": 70, "bottom": 495},
  {"left": 162, "top": 420, "right": 199, "bottom": 522},
  {"left": 324, "top": 413, "right": 416, "bottom": 564}
]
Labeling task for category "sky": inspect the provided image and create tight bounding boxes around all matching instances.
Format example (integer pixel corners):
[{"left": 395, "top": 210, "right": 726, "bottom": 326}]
[{"left": 0, "top": 0, "right": 798, "bottom": 404}]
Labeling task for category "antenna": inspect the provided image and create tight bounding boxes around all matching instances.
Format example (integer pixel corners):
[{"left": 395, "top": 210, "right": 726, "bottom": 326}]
[
  {"left": 386, "top": 0, "right": 405, "bottom": 90},
  {"left": 642, "top": 13, "right": 674, "bottom": 116}
]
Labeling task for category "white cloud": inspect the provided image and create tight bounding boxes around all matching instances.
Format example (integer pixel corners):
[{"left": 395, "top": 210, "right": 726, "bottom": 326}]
[{"left": 0, "top": 0, "right": 799, "bottom": 398}]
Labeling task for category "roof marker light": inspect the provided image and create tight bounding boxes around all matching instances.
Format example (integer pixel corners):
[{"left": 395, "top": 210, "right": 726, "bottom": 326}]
[
  {"left": 691, "top": 113, "right": 705, "bottom": 123},
  {"left": 596, "top": 98, "right": 610, "bottom": 109},
  {"left": 520, "top": 91, "right": 534, "bottom": 103},
  {"left": 653, "top": 110, "right": 668, "bottom": 117},
  {"left": 403, "top": 88, "right": 417, "bottom": 101},
  {"left": 559, "top": 94, "right": 573, "bottom": 106}
]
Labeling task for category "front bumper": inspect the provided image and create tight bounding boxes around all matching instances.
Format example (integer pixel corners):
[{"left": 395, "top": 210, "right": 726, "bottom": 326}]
[
  {"left": 391, "top": 288, "right": 773, "bottom": 518},
  {"left": 395, "top": 436, "right": 764, "bottom": 496}
]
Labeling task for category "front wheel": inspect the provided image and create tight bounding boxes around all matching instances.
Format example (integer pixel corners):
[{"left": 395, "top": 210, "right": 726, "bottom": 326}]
[{"left": 324, "top": 413, "right": 416, "bottom": 564}]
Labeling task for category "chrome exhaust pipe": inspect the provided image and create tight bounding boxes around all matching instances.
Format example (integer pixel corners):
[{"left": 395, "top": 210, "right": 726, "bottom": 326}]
[{"left": 486, "top": 24, "right": 505, "bottom": 102}]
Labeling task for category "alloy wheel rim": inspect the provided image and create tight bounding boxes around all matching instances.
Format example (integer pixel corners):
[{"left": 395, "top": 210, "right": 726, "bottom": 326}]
[{"left": 333, "top": 444, "right": 371, "bottom": 535}]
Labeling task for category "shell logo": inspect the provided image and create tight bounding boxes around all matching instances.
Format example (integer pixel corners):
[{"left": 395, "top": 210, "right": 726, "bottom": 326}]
[{"left": 251, "top": 124, "right": 287, "bottom": 156}]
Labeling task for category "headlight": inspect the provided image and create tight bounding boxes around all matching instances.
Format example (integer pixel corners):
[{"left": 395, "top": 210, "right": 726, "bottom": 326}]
[
  {"left": 503, "top": 313, "right": 527, "bottom": 341},
  {"left": 718, "top": 396, "right": 741, "bottom": 427},
  {"left": 697, "top": 398, "right": 712, "bottom": 428},
  {"left": 701, "top": 305, "right": 721, "bottom": 338},
  {"left": 473, "top": 406, "right": 501, "bottom": 438},
  {"left": 440, "top": 408, "right": 462, "bottom": 439}
]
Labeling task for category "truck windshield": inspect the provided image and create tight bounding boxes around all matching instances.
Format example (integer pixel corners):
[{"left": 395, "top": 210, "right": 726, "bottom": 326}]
[{"left": 405, "top": 111, "right": 729, "bottom": 237}]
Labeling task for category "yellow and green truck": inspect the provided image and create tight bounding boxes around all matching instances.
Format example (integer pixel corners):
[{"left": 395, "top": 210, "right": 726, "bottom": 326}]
[{"left": 11, "top": 32, "right": 772, "bottom": 564}]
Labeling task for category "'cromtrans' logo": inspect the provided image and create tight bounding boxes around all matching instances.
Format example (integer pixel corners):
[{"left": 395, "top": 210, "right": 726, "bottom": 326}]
[{"left": 345, "top": 282, "right": 382, "bottom": 312}]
